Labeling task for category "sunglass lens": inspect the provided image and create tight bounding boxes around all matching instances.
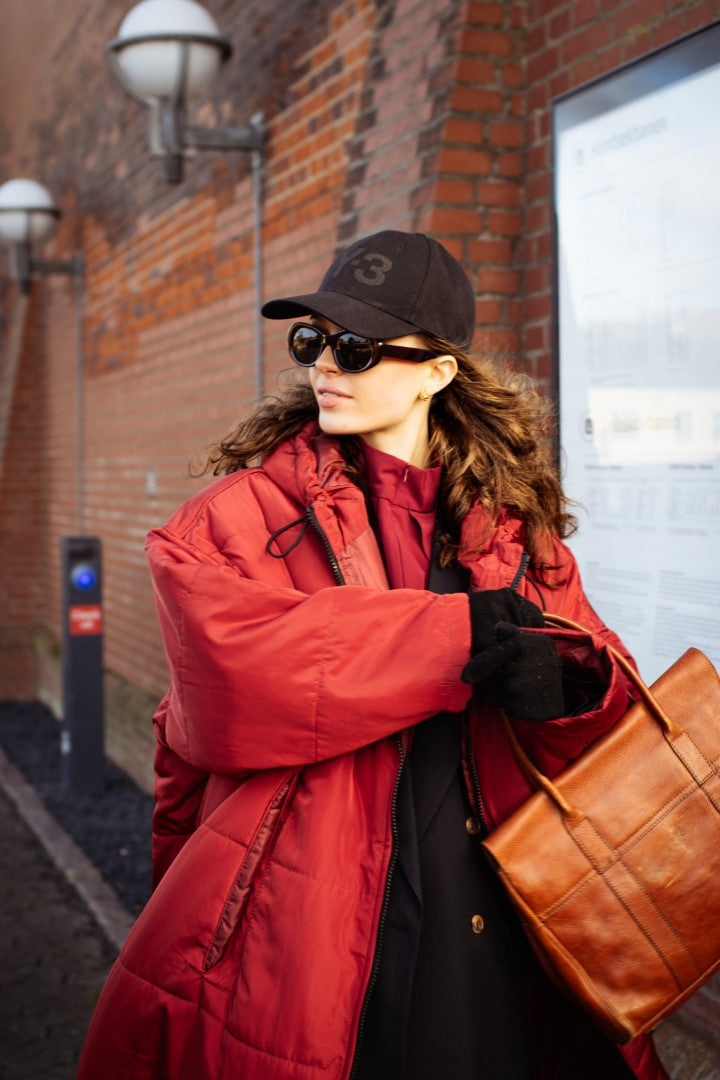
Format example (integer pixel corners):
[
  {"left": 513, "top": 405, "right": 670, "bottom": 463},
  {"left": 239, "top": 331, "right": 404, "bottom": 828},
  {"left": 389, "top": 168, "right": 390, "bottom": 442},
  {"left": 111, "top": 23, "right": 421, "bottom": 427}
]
[
  {"left": 289, "top": 325, "right": 323, "bottom": 366},
  {"left": 335, "top": 333, "right": 375, "bottom": 372}
]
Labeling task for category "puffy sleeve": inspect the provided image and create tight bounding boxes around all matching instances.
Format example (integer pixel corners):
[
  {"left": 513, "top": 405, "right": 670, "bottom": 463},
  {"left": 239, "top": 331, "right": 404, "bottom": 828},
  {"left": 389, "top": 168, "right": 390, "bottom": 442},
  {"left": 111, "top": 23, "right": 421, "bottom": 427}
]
[
  {"left": 145, "top": 524, "right": 472, "bottom": 775},
  {"left": 151, "top": 693, "right": 209, "bottom": 888}
]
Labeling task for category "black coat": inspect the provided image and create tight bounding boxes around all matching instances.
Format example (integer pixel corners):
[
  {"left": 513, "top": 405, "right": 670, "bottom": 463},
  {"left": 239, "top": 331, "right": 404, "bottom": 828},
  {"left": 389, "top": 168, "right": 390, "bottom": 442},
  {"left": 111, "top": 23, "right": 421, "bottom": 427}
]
[{"left": 352, "top": 557, "right": 635, "bottom": 1080}]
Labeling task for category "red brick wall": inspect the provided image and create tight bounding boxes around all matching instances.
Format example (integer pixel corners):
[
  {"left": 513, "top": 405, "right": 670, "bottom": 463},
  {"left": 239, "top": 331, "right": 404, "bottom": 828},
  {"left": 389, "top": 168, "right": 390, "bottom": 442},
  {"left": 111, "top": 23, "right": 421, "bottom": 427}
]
[
  {"left": 1, "top": 0, "right": 719, "bottom": 709},
  {"left": 0, "top": 290, "right": 49, "bottom": 699}
]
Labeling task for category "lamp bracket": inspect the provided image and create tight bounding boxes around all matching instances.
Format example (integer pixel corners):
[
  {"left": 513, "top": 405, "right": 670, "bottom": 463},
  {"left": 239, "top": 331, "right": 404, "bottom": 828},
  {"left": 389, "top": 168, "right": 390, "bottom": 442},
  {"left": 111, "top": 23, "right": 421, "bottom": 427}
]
[
  {"left": 11, "top": 243, "right": 84, "bottom": 295},
  {"left": 185, "top": 120, "right": 264, "bottom": 153},
  {"left": 31, "top": 253, "right": 85, "bottom": 277},
  {"left": 148, "top": 103, "right": 265, "bottom": 182}
]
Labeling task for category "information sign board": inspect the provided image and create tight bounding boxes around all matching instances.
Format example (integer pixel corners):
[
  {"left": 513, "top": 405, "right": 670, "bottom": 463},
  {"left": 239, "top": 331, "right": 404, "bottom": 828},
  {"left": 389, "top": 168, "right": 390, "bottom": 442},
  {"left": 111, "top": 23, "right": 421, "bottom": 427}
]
[{"left": 553, "top": 22, "right": 720, "bottom": 680}]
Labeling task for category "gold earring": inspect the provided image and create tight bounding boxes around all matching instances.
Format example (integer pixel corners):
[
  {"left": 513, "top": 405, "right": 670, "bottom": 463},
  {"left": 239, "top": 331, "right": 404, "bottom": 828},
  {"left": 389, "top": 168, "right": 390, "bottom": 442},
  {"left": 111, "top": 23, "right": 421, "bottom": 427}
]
[{"left": 419, "top": 389, "right": 430, "bottom": 401}]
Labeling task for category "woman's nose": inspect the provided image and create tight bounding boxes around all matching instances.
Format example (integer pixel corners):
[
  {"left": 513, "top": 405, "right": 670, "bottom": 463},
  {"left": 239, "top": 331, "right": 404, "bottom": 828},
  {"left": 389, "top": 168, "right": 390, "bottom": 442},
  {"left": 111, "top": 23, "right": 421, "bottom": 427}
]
[{"left": 315, "top": 347, "right": 340, "bottom": 374}]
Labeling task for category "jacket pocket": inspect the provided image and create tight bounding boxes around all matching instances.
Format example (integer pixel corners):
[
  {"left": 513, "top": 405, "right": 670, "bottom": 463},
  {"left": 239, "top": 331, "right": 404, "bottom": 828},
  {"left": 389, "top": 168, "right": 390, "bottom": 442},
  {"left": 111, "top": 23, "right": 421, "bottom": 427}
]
[{"left": 203, "top": 768, "right": 299, "bottom": 972}]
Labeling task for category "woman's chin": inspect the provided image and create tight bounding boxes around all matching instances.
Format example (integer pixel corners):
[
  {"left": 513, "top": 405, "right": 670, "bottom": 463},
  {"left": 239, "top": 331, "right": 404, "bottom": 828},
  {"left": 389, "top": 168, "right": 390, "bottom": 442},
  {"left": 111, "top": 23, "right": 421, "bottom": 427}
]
[{"left": 317, "top": 413, "right": 362, "bottom": 436}]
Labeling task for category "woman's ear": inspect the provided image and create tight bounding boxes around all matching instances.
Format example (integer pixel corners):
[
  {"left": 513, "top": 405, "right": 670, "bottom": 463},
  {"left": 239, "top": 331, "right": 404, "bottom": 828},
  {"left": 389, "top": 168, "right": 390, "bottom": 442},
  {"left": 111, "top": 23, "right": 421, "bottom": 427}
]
[{"left": 424, "top": 354, "right": 458, "bottom": 397}]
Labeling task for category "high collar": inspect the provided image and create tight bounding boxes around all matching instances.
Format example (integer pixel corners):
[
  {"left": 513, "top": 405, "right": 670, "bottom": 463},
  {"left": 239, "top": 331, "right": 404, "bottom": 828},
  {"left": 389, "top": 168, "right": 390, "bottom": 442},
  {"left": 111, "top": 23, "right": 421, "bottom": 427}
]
[
  {"left": 361, "top": 441, "right": 442, "bottom": 513},
  {"left": 260, "top": 423, "right": 530, "bottom": 591}
]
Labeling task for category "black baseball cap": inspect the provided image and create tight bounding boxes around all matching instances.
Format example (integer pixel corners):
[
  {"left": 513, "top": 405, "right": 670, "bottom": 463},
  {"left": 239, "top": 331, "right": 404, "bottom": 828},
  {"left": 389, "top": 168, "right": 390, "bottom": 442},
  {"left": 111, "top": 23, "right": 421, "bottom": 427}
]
[{"left": 261, "top": 230, "right": 476, "bottom": 347}]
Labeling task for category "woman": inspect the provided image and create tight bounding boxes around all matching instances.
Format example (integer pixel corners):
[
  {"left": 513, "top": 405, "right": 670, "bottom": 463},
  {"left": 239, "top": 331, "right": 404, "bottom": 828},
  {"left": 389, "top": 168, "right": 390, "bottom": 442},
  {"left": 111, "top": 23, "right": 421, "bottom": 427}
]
[{"left": 78, "top": 231, "right": 667, "bottom": 1079}]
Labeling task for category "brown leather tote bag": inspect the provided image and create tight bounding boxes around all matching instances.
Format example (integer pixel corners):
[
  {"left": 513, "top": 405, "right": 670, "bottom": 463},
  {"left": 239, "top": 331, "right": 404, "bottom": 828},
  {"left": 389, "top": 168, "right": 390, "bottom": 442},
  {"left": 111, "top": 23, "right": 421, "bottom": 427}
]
[{"left": 482, "top": 613, "right": 720, "bottom": 1043}]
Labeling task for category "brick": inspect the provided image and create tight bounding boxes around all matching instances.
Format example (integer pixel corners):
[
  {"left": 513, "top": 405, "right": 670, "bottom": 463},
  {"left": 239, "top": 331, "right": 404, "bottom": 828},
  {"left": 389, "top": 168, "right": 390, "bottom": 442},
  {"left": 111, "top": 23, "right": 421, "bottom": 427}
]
[
  {"left": 561, "top": 20, "right": 611, "bottom": 64},
  {"left": 460, "top": 28, "right": 515, "bottom": 56},
  {"left": 433, "top": 177, "right": 476, "bottom": 204},
  {"left": 496, "top": 151, "right": 523, "bottom": 177},
  {"left": 476, "top": 267, "right": 520, "bottom": 294},
  {"left": 528, "top": 83, "right": 551, "bottom": 112},
  {"left": 524, "top": 293, "right": 552, "bottom": 321},
  {"left": 451, "top": 85, "right": 505, "bottom": 113},
  {"left": 594, "top": 40, "right": 628, "bottom": 75},
  {"left": 528, "top": 24, "right": 546, "bottom": 52},
  {"left": 524, "top": 200, "right": 550, "bottom": 234},
  {"left": 466, "top": 2, "right": 505, "bottom": 26},
  {"left": 550, "top": 69, "right": 572, "bottom": 98},
  {"left": 437, "top": 147, "right": 493, "bottom": 174},
  {"left": 528, "top": 45, "right": 560, "bottom": 82},
  {"left": 528, "top": 354, "right": 554, "bottom": 384},
  {"left": 474, "top": 297, "right": 503, "bottom": 324},
  {"left": 509, "top": 3, "right": 526, "bottom": 30},
  {"left": 469, "top": 237, "right": 513, "bottom": 263},
  {"left": 526, "top": 141, "right": 550, "bottom": 173},
  {"left": 488, "top": 208, "right": 522, "bottom": 235},
  {"left": 489, "top": 120, "right": 524, "bottom": 147},
  {"left": 501, "top": 61, "right": 524, "bottom": 88},
  {"left": 456, "top": 56, "right": 496, "bottom": 82},
  {"left": 431, "top": 207, "right": 485, "bottom": 233},
  {"left": 506, "top": 297, "right": 522, "bottom": 324},
  {"left": 572, "top": 0, "right": 598, "bottom": 27},
  {"left": 550, "top": 8, "right": 571, "bottom": 38},
  {"left": 445, "top": 117, "right": 488, "bottom": 145},
  {"left": 477, "top": 180, "right": 521, "bottom": 207},
  {"left": 524, "top": 263, "right": 551, "bottom": 293},
  {"left": 510, "top": 92, "right": 526, "bottom": 118},
  {"left": 611, "top": 0, "right": 667, "bottom": 37},
  {"left": 569, "top": 55, "right": 606, "bottom": 88}
]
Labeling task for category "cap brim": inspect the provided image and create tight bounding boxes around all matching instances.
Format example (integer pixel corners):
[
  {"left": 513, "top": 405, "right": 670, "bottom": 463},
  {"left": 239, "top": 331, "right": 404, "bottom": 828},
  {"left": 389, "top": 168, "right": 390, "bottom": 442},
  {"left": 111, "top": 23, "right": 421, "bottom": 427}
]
[{"left": 261, "top": 290, "right": 421, "bottom": 340}]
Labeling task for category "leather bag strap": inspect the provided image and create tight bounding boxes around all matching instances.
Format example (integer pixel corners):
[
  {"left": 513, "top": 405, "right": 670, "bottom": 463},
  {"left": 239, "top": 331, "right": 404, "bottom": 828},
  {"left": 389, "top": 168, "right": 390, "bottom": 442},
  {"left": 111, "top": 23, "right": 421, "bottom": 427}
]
[{"left": 543, "top": 613, "right": 678, "bottom": 735}]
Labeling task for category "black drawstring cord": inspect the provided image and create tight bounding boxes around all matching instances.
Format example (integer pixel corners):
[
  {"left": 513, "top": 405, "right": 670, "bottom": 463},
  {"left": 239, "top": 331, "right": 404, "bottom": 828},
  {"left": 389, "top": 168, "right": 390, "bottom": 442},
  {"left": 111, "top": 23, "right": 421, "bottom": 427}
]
[
  {"left": 528, "top": 574, "right": 547, "bottom": 611},
  {"left": 266, "top": 515, "right": 309, "bottom": 559}
]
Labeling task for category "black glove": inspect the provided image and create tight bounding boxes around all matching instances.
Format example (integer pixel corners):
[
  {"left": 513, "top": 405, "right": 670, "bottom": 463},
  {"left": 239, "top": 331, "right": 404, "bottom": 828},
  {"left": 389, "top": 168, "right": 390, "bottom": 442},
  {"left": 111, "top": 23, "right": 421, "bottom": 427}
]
[
  {"left": 462, "top": 621, "right": 565, "bottom": 721},
  {"left": 468, "top": 588, "right": 545, "bottom": 653}
]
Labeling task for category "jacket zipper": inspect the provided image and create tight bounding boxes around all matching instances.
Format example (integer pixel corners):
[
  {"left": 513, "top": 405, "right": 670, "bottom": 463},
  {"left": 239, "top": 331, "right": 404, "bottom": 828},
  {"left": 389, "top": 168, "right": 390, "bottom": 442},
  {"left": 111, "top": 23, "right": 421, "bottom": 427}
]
[
  {"left": 510, "top": 551, "right": 530, "bottom": 591},
  {"left": 306, "top": 504, "right": 346, "bottom": 585},
  {"left": 463, "top": 715, "right": 490, "bottom": 838},
  {"left": 348, "top": 734, "right": 405, "bottom": 1080}
]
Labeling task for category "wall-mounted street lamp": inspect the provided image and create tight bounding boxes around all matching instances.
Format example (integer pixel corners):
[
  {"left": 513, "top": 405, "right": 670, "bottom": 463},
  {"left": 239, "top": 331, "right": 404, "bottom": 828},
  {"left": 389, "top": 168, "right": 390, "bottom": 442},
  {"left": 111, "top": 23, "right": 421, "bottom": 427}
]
[
  {"left": 0, "top": 178, "right": 83, "bottom": 295},
  {"left": 0, "top": 178, "right": 86, "bottom": 533},
  {"left": 107, "top": 0, "right": 266, "bottom": 400},
  {"left": 107, "top": 0, "right": 265, "bottom": 185}
]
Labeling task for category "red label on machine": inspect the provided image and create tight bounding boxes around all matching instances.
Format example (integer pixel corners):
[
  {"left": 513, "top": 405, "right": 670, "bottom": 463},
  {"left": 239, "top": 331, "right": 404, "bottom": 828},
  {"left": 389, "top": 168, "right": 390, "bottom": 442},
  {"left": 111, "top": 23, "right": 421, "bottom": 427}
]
[{"left": 69, "top": 604, "right": 103, "bottom": 636}]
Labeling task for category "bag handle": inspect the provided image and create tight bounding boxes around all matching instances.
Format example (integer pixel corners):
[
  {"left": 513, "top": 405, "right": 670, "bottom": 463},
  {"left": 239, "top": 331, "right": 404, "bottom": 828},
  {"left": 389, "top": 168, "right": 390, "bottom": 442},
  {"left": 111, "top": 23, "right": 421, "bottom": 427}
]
[
  {"left": 543, "top": 614, "right": 680, "bottom": 735},
  {"left": 497, "top": 612, "right": 683, "bottom": 820}
]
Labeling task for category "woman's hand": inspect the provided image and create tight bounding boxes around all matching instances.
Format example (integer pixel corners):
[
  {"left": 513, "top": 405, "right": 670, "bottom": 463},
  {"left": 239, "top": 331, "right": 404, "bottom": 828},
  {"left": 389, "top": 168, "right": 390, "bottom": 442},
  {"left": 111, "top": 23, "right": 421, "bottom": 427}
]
[
  {"left": 461, "top": 621, "right": 565, "bottom": 721},
  {"left": 467, "top": 588, "right": 545, "bottom": 651}
]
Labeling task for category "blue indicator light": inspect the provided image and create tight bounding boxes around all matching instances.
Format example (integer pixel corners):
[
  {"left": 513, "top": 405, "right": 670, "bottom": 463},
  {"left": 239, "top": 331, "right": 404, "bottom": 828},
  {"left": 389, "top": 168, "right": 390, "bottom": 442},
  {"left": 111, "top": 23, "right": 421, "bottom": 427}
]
[{"left": 71, "top": 564, "right": 97, "bottom": 591}]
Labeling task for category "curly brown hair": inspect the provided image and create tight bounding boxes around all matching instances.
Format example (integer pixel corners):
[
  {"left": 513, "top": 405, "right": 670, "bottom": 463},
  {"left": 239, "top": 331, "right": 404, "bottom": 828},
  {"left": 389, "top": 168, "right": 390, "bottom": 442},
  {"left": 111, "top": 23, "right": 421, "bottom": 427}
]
[{"left": 200, "top": 335, "right": 577, "bottom": 581}]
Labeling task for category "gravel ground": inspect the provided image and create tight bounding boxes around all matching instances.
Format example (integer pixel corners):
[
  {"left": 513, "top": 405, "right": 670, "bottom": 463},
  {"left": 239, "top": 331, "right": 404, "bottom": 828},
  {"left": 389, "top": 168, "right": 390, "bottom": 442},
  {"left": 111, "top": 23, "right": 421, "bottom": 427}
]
[{"left": 0, "top": 700, "right": 153, "bottom": 916}]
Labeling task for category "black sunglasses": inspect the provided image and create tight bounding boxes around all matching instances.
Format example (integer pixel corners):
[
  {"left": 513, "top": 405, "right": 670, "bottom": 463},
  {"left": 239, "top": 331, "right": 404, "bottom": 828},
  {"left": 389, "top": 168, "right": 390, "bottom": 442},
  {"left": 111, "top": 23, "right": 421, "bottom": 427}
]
[{"left": 287, "top": 322, "right": 439, "bottom": 374}]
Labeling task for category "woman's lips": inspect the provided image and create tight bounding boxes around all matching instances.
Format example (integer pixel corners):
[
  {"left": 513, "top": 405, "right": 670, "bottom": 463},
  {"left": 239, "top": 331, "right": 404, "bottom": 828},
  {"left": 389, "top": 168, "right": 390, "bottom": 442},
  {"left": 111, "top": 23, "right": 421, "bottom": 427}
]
[{"left": 316, "top": 385, "right": 352, "bottom": 406}]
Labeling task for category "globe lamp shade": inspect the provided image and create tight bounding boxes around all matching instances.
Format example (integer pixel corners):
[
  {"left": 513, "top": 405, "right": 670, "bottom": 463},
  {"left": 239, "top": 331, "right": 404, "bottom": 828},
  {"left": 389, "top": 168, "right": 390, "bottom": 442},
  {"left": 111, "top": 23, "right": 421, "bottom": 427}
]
[
  {"left": 109, "top": 0, "right": 231, "bottom": 104},
  {"left": 0, "top": 178, "right": 61, "bottom": 245}
]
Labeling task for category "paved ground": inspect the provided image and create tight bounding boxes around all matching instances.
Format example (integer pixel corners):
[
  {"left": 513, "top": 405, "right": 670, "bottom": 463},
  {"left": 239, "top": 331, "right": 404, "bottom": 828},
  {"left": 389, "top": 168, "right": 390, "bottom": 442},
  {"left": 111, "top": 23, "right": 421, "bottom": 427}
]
[
  {"left": 0, "top": 783, "right": 116, "bottom": 1079},
  {"left": 0, "top": 709, "right": 718, "bottom": 1079}
]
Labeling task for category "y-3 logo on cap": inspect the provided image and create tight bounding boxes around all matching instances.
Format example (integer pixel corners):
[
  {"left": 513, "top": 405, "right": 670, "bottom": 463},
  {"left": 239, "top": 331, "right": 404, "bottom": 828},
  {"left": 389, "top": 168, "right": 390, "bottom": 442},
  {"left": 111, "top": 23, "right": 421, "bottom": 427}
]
[{"left": 331, "top": 248, "right": 393, "bottom": 287}]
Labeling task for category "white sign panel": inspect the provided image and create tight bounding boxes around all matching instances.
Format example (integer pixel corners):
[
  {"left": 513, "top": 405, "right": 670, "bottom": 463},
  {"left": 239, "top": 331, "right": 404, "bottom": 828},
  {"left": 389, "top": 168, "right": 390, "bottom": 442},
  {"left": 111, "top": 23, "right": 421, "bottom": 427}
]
[{"left": 554, "top": 25, "right": 720, "bottom": 682}]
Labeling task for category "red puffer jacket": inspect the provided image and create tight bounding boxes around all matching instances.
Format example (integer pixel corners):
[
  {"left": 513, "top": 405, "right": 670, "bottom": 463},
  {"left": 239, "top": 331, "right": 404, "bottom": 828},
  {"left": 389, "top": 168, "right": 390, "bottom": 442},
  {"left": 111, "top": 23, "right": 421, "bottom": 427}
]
[{"left": 78, "top": 425, "right": 668, "bottom": 1080}]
